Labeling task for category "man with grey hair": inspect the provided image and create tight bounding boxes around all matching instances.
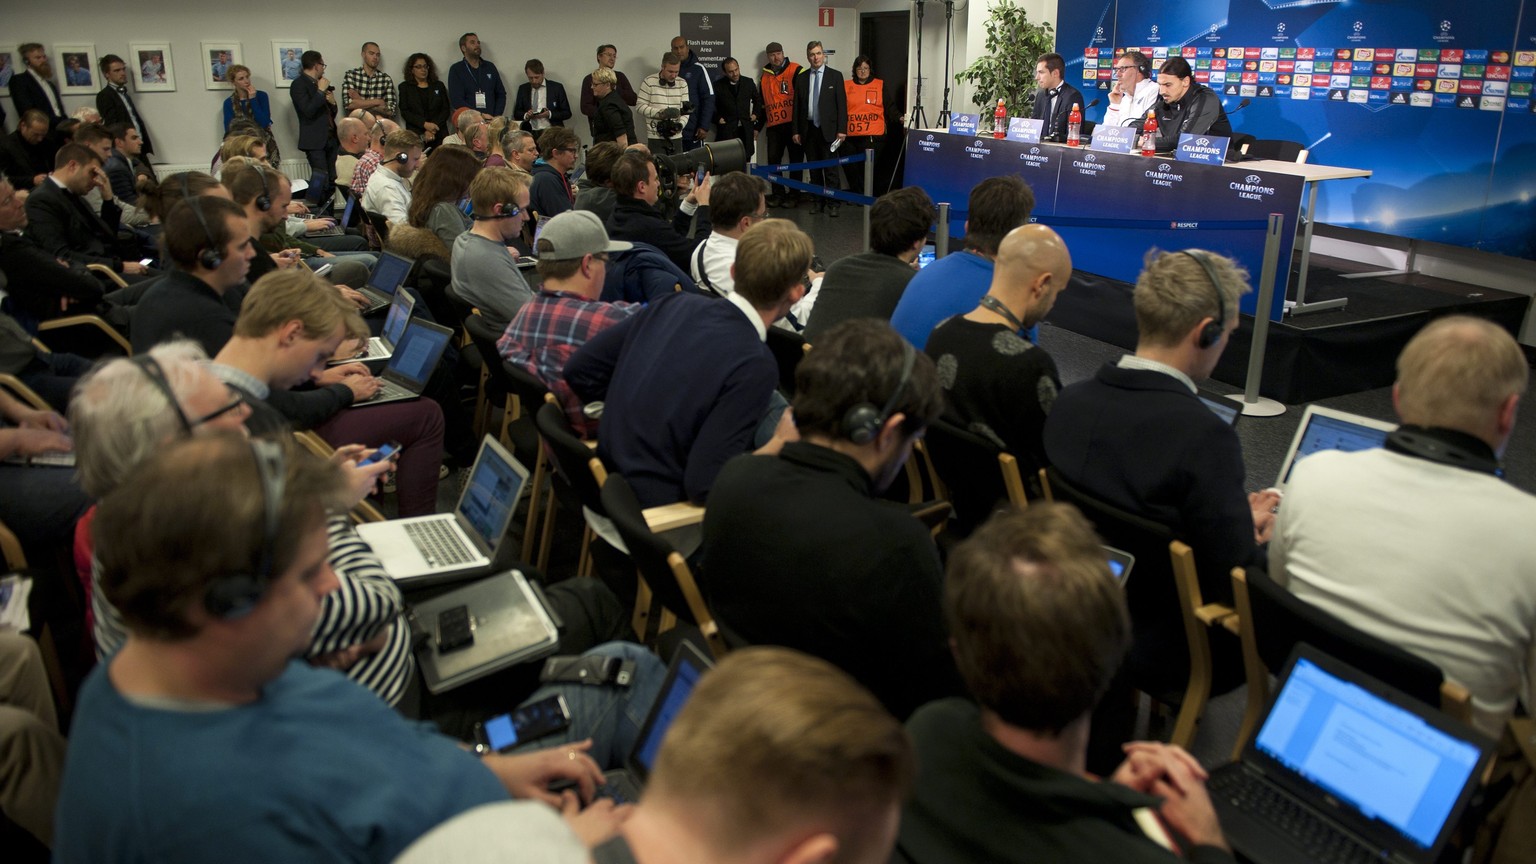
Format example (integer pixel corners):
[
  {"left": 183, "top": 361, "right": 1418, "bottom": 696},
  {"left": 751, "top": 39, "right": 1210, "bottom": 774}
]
[
  {"left": 505, "top": 129, "right": 539, "bottom": 173},
  {"left": 1272, "top": 316, "right": 1536, "bottom": 738},
  {"left": 67, "top": 340, "right": 414, "bottom": 706}
]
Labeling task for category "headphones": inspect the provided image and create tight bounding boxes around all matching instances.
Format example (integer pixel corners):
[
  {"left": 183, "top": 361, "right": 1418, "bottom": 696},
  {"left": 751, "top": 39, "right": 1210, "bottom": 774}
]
[
  {"left": 181, "top": 174, "right": 225, "bottom": 271},
  {"left": 1123, "top": 51, "right": 1152, "bottom": 79},
  {"left": 1386, "top": 428, "right": 1504, "bottom": 477},
  {"left": 390, "top": 150, "right": 411, "bottom": 164},
  {"left": 1182, "top": 249, "right": 1228, "bottom": 349},
  {"left": 470, "top": 201, "right": 521, "bottom": 221},
  {"left": 842, "top": 341, "right": 916, "bottom": 445},
  {"left": 248, "top": 164, "right": 272, "bottom": 212},
  {"left": 203, "top": 438, "right": 287, "bottom": 619},
  {"left": 131, "top": 355, "right": 194, "bottom": 433}
]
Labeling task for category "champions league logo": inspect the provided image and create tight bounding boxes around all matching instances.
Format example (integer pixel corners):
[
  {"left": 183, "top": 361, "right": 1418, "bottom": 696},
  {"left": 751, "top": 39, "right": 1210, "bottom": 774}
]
[
  {"left": 1434, "top": 19, "right": 1456, "bottom": 44},
  {"left": 1348, "top": 20, "right": 1368, "bottom": 43}
]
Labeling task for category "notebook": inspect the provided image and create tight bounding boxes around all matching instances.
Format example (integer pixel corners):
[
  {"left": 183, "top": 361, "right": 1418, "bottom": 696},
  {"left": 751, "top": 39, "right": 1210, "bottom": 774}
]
[
  {"left": 1275, "top": 405, "right": 1396, "bottom": 488},
  {"left": 356, "top": 251, "right": 414, "bottom": 313},
  {"left": 331, "top": 289, "right": 414, "bottom": 365},
  {"left": 1209, "top": 646, "right": 1492, "bottom": 864},
  {"left": 352, "top": 318, "right": 452, "bottom": 406},
  {"left": 306, "top": 196, "right": 355, "bottom": 237},
  {"left": 599, "top": 641, "right": 714, "bottom": 803},
  {"left": 356, "top": 436, "right": 528, "bottom": 585},
  {"left": 408, "top": 568, "right": 562, "bottom": 693}
]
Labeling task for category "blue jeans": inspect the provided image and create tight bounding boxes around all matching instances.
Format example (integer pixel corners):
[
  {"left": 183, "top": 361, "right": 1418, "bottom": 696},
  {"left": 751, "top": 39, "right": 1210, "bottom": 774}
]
[{"left": 509, "top": 642, "right": 666, "bottom": 770}]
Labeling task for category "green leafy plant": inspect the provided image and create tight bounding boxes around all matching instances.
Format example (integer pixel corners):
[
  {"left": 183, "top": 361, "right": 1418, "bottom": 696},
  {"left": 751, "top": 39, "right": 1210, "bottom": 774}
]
[{"left": 957, "top": 0, "right": 1056, "bottom": 113}]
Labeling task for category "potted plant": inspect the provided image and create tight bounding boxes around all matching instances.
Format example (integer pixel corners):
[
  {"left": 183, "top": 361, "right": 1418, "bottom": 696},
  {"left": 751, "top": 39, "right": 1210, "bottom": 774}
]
[{"left": 957, "top": 0, "right": 1056, "bottom": 114}]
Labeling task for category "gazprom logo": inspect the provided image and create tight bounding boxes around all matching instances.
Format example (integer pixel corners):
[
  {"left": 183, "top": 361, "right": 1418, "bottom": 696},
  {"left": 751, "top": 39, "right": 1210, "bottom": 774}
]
[
  {"left": 1245, "top": 174, "right": 1263, "bottom": 184},
  {"left": 1195, "top": 137, "right": 1210, "bottom": 146}
]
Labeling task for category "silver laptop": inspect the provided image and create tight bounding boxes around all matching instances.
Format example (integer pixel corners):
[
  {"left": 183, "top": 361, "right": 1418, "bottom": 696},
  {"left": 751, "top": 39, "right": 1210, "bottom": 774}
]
[
  {"left": 353, "top": 318, "right": 453, "bottom": 406},
  {"left": 1210, "top": 645, "right": 1492, "bottom": 864},
  {"left": 409, "top": 569, "right": 562, "bottom": 693},
  {"left": 357, "top": 251, "right": 414, "bottom": 313},
  {"left": 306, "top": 196, "right": 355, "bottom": 237},
  {"left": 1275, "top": 405, "right": 1396, "bottom": 489},
  {"left": 357, "top": 436, "right": 528, "bottom": 585},
  {"left": 331, "top": 290, "right": 414, "bottom": 365}
]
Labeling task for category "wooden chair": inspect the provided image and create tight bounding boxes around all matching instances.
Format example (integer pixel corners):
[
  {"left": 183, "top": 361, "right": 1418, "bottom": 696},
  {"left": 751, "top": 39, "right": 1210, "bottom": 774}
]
[
  {"left": 533, "top": 400, "right": 611, "bottom": 580},
  {"left": 85, "top": 263, "right": 129, "bottom": 288},
  {"left": 291, "top": 431, "right": 387, "bottom": 523},
  {"left": 601, "top": 473, "right": 730, "bottom": 660},
  {"left": 1229, "top": 566, "right": 1472, "bottom": 760},
  {"left": 461, "top": 314, "right": 517, "bottom": 446},
  {"left": 1040, "top": 466, "right": 1235, "bottom": 748},
  {"left": 0, "top": 375, "right": 51, "bottom": 412},
  {"left": 36, "top": 314, "right": 132, "bottom": 357},
  {"left": 922, "top": 418, "right": 1028, "bottom": 537}
]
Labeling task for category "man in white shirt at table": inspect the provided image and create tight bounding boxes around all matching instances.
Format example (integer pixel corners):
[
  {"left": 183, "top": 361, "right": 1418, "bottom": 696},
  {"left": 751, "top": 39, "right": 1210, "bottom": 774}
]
[{"left": 1100, "top": 51, "right": 1159, "bottom": 128}]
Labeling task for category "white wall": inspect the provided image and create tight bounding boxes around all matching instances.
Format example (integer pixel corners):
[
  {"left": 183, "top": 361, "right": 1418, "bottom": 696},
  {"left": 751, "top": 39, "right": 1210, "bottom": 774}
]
[{"left": 3, "top": 1, "right": 858, "bottom": 166}]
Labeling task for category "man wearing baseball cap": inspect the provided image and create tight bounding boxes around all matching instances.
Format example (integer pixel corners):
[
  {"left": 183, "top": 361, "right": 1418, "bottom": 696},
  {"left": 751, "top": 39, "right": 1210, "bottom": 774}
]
[{"left": 497, "top": 210, "right": 637, "bottom": 438}]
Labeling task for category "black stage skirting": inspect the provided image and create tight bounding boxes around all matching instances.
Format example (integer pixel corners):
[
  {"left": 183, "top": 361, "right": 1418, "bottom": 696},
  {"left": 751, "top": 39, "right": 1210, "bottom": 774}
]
[{"left": 1046, "top": 263, "right": 1529, "bottom": 404}]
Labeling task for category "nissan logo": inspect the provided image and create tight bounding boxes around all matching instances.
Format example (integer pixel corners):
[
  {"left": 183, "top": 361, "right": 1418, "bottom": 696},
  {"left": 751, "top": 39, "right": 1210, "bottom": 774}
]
[{"left": 1246, "top": 174, "right": 1263, "bottom": 183}]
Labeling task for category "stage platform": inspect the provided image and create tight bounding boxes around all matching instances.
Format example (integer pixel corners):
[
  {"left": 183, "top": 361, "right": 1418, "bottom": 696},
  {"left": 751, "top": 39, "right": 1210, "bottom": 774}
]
[{"left": 1046, "top": 254, "right": 1530, "bottom": 404}]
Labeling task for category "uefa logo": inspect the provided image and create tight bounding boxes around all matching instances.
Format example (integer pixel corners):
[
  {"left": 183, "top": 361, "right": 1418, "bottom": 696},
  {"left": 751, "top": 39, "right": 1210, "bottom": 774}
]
[
  {"left": 1353, "top": 21, "right": 1364, "bottom": 33},
  {"left": 1159, "top": 163, "right": 1172, "bottom": 171},
  {"left": 1277, "top": 23, "right": 1286, "bottom": 34},
  {"left": 1440, "top": 20, "right": 1452, "bottom": 33},
  {"left": 1196, "top": 137, "right": 1210, "bottom": 146},
  {"left": 1245, "top": 174, "right": 1263, "bottom": 184},
  {"left": 1030, "top": 147, "right": 1041, "bottom": 155},
  {"left": 925, "top": 134, "right": 935, "bottom": 142},
  {"left": 1085, "top": 153, "right": 1097, "bottom": 162},
  {"left": 1151, "top": 25, "right": 1160, "bottom": 35}
]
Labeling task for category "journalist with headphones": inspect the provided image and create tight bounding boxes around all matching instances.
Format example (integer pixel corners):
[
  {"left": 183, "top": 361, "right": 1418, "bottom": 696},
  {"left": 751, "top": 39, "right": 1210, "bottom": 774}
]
[
  {"left": 129, "top": 195, "right": 257, "bottom": 355},
  {"left": 361, "top": 129, "right": 425, "bottom": 225},
  {"left": 1102, "top": 49, "right": 1160, "bottom": 128}
]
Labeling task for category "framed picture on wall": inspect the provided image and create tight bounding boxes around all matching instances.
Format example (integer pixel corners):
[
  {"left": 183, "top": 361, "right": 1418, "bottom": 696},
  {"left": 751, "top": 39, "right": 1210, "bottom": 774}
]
[
  {"left": 271, "top": 40, "right": 309, "bottom": 88},
  {"left": 129, "top": 42, "right": 175, "bottom": 92},
  {"left": 0, "top": 53, "right": 14, "bottom": 89},
  {"left": 55, "top": 43, "right": 99, "bottom": 94},
  {"left": 201, "top": 41, "right": 242, "bottom": 90}
]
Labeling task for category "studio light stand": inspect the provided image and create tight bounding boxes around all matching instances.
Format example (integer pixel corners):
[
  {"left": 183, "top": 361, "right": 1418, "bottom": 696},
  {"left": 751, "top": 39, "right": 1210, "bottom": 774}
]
[
  {"left": 909, "top": 0, "right": 929, "bottom": 129},
  {"left": 936, "top": 0, "right": 956, "bottom": 127}
]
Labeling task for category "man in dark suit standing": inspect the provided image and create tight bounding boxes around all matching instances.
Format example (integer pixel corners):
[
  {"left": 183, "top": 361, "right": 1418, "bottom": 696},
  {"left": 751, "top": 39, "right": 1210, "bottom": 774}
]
[
  {"left": 792, "top": 41, "right": 847, "bottom": 216},
  {"left": 1030, "top": 52, "right": 1084, "bottom": 143},
  {"left": 94, "top": 55, "right": 154, "bottom": 158},
  {"left": 512, "top": 59, "right": 571, "bottom": 149},
  {"left": 8, "top": 44, "right": 66, "bottom": 131},
  {"left": 291, "top": 50, "right": 339, "bottom": 211},
  {"left": 24, "top": 142, "right": 151, "bottom": 278},
  {"left": 713, "top": 57, "right": 760, "bottom": 162}
]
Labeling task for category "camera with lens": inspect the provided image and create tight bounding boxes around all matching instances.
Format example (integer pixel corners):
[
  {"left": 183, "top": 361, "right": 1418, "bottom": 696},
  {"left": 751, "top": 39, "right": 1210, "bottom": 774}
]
[
  {"left": 650, "top": 137, "right": 748, "bottom": 204},
  {"left": 654, "top": 102, "right": 693, "bottom": 140}
]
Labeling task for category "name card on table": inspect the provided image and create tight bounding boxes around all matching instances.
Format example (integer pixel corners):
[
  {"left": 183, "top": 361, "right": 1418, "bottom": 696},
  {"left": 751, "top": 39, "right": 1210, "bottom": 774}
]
[
  {"left": 1006, "top": 117, "right": 1043, "bottom": 143},
  {"left": 948, "top": 113, "right": 979, "bottom": 136},
  {"left": 1088, "top": 124, "right": 1136, "bottom": 154},
  {"left": 1176, "top": 133, "right": 1231, "bottom": 165}
]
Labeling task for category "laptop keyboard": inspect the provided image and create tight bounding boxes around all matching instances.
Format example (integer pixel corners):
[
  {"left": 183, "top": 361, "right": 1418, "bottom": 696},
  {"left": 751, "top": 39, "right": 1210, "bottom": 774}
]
[
  {"left": 360, "top": 380, "right": 409, "bottom": 403},
  {"left": 402, "top": 520, "right": 476, "bottom": 567},
  {"left": 1210, "top": 770, "right": 1383, "bottom": 864}
]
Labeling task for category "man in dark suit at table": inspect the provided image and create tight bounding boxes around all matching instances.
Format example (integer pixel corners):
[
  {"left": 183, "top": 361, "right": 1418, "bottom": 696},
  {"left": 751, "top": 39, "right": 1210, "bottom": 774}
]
[
  {"left": 94, "top": 54, "right": 155, "bottom": 158},
  {"left": 291, "top": 51, "right": 339, "bottom": 211},
  {"left": 24, "top": 143, "right": 151, "bottom": 279},
  {"left": 8, "top": 44, "right": 67, "bottom": 132},
  {"left": 512, "top": 59, "right": 571, "bottom": 149},
  {"left": 792, "top": 41, "right": 847, "bottom": 216},
  {"left": 1030, "top": 52, "right": 1084, "bottom": 143}
]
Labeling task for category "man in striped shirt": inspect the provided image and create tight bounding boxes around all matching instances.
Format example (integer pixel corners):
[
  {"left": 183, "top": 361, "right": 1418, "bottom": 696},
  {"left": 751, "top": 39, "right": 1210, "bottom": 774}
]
[{"left": 636, "top": 53, "right": 690, "bottom": 155}]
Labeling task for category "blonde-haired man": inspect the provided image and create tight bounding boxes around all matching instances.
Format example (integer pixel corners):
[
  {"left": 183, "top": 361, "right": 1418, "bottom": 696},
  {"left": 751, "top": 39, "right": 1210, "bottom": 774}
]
[
  {"left": 451, "top": 165, "right": 533, "bottom": 329},
  {"left": 1273, "top": 316, "right": 1535, "bottom": 738}
]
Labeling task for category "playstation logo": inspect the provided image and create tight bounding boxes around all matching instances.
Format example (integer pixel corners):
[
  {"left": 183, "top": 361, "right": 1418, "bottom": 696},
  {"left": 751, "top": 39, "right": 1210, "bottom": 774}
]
[
  {"left": 1196, "top": 137, "right": 1210, "bottom": 145},
  {"left": 1245, "top": 174, "right": 1263, "bottom": 184}
]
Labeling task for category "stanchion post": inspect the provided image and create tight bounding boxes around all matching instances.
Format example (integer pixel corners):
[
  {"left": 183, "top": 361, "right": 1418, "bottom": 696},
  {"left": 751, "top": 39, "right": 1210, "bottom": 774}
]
[
  {"left": 863, "top": 147, "right": 875, "bottom": 252},
  {"left": 936, "top": 202, "right": 951, "bottom": 258},
  {"left": 1226, "top": 212, "right": 1287, "bottom": 418}
]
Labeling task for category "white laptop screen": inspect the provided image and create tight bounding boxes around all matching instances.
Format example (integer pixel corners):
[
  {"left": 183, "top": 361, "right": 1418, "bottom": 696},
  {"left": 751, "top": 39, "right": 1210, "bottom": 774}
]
[
  {"left": 457, "top": 443, "right": 524, "bottom": 550},
  {"left": 368, "top": 253, "right": 412, "bottom": 296},
  {"left": 1254, "top": 656, "right": 1483, "bottom": 850},
  {"left": 1281, "top": 412, "right": 1393, "bottom": 484},
  {"left": 387, "top": 322, "right": 451, "bottom": 390}
]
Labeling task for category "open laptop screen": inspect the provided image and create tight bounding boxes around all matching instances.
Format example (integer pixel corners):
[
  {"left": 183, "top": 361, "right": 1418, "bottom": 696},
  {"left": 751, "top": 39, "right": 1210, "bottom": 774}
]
[
  {"left": 1254, "top": 655, "right": 1484, "bottom": 850},
  {"left": 379, "top": 291, "right": 415, "bottom": 348},
  {"left": 1279, "top": 409, "right": 1394, "bottom": 485},
  {"left": 633, "top": 646, "right": 711, "bottom": 776},
  {"left": 386, "top": 321, "right": 451, "bottom": 390},
  {"left": 368, "top": 252, "right": 413, "bottom": 296},
  {"left": 457, "top": 441, "right": 525, "bottom": 550}
]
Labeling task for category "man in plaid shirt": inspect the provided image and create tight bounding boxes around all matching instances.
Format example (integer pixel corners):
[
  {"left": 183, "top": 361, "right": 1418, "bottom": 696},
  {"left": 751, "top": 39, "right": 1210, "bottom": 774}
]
[
  {"left": 498, "top": 210, "right": 638, "bottom": 438},
  {"left": 343, "top": 42, "right": 397, "bottom": 119}
]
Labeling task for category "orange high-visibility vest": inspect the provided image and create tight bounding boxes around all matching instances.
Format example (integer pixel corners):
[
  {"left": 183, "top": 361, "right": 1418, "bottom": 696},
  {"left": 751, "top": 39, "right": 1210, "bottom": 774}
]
[
  {"left": 760, "top": 61, "right": 801, "bottom": 127},
  {"left": 844, "top": 78, "right": 885, "bottom": 136}
]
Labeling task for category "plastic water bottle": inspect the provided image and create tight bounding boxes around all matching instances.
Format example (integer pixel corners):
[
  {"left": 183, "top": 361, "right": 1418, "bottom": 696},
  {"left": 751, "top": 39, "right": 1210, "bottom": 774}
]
[
  {"left": 1066, "top": 103, "right": 1083, "bottom": 146},
  {"left": 993, "top": 99, "right": 1007, "bottom": 139},
  {"left": 1140, "top": 111, "right": 1158, "bottom": 156}
]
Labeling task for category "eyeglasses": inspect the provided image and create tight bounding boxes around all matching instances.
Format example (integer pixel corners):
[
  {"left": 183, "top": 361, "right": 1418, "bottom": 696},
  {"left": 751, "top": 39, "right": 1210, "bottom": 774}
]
[
  {"left": 1114, "top": 64, "right": 1137, "bottom": 72},
  {"left": 591, "top": 253, "right": 610, "bottom": 263},
  {"left": 749, "top": 210, "right": 768, "bottom": 221},
  {"left": 190, "top": 387, "right": 247, "bottom": 427}
]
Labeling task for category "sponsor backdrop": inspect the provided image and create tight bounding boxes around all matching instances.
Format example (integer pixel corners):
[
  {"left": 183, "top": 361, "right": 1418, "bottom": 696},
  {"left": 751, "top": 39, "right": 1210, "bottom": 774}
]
[
  {"left": 1056, "top": 0, "right": 1536, "bottom": 260},
  {"left": 905, "top": 129, "right": 1305, "bottom": 320}
]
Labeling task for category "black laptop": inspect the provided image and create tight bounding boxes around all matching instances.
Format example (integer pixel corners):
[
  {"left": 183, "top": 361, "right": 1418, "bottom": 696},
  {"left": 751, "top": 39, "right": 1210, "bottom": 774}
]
[
  {"left": 598, "top": 642, "right": 714, "bottom": 803},
  {"left": 1209, "top": 646, "right": 1493, "bottom": 864}
]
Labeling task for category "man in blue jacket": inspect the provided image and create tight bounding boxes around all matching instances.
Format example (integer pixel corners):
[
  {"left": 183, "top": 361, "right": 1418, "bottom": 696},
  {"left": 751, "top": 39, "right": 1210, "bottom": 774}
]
[
  {"left": 670, "top": 36, "right": 715, "bottom": 152},
  {"left": 447, "top": 33, "right": 506, "bottom": 116}
]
